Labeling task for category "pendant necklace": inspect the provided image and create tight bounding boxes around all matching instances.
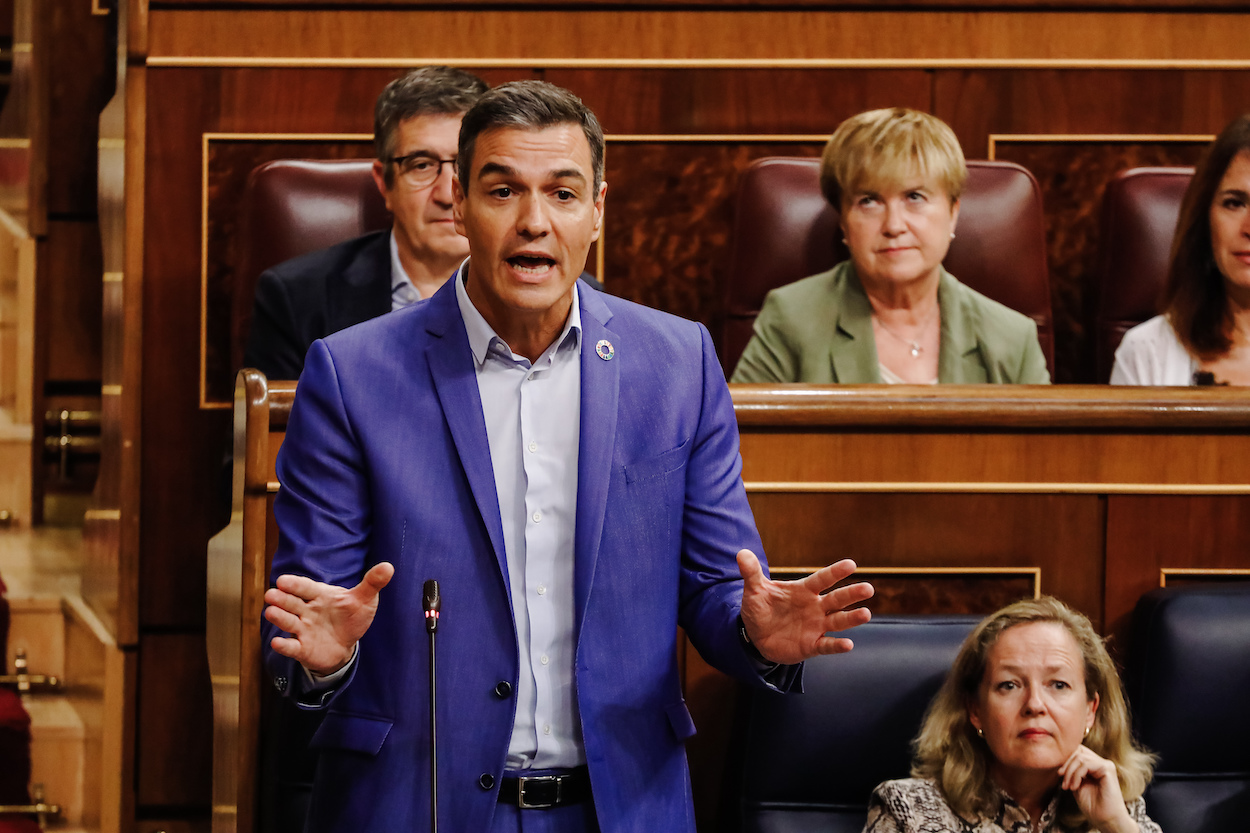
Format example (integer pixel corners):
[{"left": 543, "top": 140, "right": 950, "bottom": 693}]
[{"left": 874, "top": 309, "right": 937, "bottom": 359}]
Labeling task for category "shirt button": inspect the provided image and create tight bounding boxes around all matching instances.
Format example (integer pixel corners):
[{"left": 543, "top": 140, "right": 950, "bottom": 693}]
[
  {"left": 532, "top": 511, "right": 542, "bottom": 523},
  {"left": 495, "top": 681, "right": 512, "bottom": 698},
  {"left": 528, "top": 441, "right": 538, "bottom": 453},
  {"left": 479, "top": 773, "right": 495, "bottom": 790},
  {"left": 543, "top": 724, "right": 552, "bottom": 735},
  {"left": 536, "top": 584, "right": 546, "bottom": 596},
  {"left": 540, "top": 654, "right": 550, "bottom": 666}
]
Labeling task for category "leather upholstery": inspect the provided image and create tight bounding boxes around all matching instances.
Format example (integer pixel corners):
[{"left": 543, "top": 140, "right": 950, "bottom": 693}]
[
  {"left": 232, "top": 159, "right": 391, "bottom": 375},
  {"left": 1095, "top": 167, "right": 1194, "bottom": 382},
  {"left": 735, "top": 615, "right": 979, "bottom": 833},
  {"left": 1127, "top": 585, "right": 1250, "bottom": 833},
  {"left": 722, "top": 158, "right": 1054, "bottom": 377}
]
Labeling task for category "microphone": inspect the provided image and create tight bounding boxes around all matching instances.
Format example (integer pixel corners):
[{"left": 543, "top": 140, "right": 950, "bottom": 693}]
[
  {"left": 423, "top": 579, "right": 440, "bottom": 832},
  {"left": 423, "top": 579, "right": 441, "bottom": 633}
]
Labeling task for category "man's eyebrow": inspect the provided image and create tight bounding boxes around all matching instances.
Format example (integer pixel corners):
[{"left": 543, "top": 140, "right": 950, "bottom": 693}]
[
  {"left": 476, "top": 161, "right": 517, "bottom": 180},
  {"left": 551, "top": 168, "right": 587, "bottom": 183}
]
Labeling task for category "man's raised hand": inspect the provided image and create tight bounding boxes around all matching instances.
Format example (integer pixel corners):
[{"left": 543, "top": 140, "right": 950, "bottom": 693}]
[
  {"left": 737, "top": 549, "right": 873, "bottom": 666},
  {"left": 263, "top": 561, "right": 395, "bottom": 675}
]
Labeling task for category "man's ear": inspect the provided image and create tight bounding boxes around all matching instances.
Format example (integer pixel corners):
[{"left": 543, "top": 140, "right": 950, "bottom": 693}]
[
  {"left": 452, "top": 176, "right": 467, "bottom": 236},
  {"left": 371, "top": 159, "right": 394, "bottom": 213},
  {"left": 590, "top": 181, "right": 607, "bottom": 242}
]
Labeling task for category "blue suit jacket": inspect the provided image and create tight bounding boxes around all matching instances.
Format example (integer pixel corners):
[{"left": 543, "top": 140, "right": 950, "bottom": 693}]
[{"left": 264, "top": 276, "right": 792, "bottom": 832}]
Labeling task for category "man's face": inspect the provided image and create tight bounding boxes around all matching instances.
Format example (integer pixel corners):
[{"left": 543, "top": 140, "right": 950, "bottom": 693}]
[
  {"left": 371, "top": 113, "right": 468, "bottom": 268},
  {"left": 453, "top": 124, "right": 605, "bottom": 337}
]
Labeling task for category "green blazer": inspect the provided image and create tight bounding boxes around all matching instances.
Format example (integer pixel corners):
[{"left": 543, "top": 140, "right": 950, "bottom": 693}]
[{"left": 730, "top": 261, "right": 1050, "bottom": 384}]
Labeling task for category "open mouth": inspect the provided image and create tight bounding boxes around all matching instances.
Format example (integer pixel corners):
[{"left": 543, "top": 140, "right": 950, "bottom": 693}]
[{"left": 508, "top": 254, "right": 557, "bottom": 275}]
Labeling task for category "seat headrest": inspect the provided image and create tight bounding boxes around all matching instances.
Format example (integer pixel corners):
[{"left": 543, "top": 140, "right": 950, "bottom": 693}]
[{"left": 1129, "top": 585, "right": 1250, "bottom": 775}]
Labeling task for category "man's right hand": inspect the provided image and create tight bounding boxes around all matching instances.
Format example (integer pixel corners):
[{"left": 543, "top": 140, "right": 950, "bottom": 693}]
[{"left": 263, "top": 561, "right": 395, "bottom": 675}]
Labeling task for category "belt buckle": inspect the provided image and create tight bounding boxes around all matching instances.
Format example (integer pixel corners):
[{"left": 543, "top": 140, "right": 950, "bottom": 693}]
[{"left": 516, "top": 774, "right": 562, "bottom": 809}]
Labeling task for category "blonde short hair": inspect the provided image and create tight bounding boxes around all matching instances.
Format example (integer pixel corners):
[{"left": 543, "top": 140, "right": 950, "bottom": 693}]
[
  {"left": 911, "top": 597, "right": 1156, "bottom": 828},
  {"left": 820, "top": 108, "right": 967, "bottom": 209}
]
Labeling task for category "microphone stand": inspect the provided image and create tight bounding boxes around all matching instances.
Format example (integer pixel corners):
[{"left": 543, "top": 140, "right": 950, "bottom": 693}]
[{"left": 423, "top": 579, "right": 441, "bottom": 833}]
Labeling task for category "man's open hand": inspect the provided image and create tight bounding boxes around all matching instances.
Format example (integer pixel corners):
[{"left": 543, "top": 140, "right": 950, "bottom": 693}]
[
  {"left": 737, "top": 550, "right": 873, "bottom": 665},
  {"left": 263, "top": 561, "right": 394, "bottom": 675}
]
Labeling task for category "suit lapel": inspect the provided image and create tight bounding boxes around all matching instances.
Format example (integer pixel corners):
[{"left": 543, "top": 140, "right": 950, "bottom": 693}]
[
  {"left": 327, "top": 231, "right": 393, "bottom": 333},
  {"left": 573, "top": 285, "right": 618, "bottom": 634},
  {"left": 830, "top": 266, "right": 882, "bottom": 383},
  {"left": 423, "top": 280, "right": 509, "bottom": 578},
  {"left": 936, "top": 269, "right": 988, "bottom": 383}
]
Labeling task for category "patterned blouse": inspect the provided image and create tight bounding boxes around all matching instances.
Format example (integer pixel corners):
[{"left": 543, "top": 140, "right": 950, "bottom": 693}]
[{"left": 863, "top": 778, "right": 1162, "bottom": 833}]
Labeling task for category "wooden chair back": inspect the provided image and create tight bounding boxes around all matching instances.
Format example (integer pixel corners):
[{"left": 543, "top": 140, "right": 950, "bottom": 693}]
[{"left": 206, "top": 370, "right": 295, "bottom": 833}]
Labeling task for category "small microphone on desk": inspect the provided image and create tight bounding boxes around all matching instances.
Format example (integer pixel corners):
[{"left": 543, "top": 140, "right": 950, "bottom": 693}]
[
  {"left": 423, "top": 578, "right": 440, "bottom": 833},
  {"left": 424, "top": 579, "right": 441, "bottom": 633}
]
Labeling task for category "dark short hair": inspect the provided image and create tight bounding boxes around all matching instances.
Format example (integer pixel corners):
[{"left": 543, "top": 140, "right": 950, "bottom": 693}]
[
  {"left": 373, "top": 66, "right": 488, "bottom": 183},
  {"left": 1162, "top": 114, "right": 1250, "bottom": 358},
  {"left": 457, "top": 80, "right": 605, "bottom": 193}
]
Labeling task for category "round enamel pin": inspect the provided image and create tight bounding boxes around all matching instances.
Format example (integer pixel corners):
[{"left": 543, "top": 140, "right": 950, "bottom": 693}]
[{"left": 595, "top": 339, "right": 615, "bottom": 361}]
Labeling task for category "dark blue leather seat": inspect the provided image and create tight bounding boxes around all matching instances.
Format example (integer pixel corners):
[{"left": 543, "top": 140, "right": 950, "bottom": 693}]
[
  {"left": 1128, "top": 585, "right": 1250, "bottom": 833},
  {"left": 734, "top": 615, "right": 979, "bottom": 833}
]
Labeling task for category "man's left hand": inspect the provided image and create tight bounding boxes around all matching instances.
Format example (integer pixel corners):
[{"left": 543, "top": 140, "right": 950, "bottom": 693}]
[{"left": 737, "top": 549, "right": 874, "bottom": 665}]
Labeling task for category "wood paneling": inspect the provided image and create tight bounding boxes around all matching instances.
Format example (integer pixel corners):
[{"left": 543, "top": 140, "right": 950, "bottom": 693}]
[
  {"left": 1104, "top": 495, "right": 1250, "bottom": 648},
  {"left": 145, "top": 10, "right": 1250, "bottom": 63},
  {"left": 130, "top": 4, "right": 1250, "bottom": 828},
  {"left": 548, "top": 69, "right": 929, "bottom": 135},
  {"left": 136, "top": 633, "right": 212, "bottom": 807}
]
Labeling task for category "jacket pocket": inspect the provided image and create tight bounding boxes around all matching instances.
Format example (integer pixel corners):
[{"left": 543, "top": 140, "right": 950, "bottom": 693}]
[
  {"left": 309, "top": 710, "right": 393, "bottom": 756},
  {"left": 623, "top": 439, "right": 690, "bottom": 485},
  {"left": 665, "top": 699, "right": 697, "bottom": 742}
]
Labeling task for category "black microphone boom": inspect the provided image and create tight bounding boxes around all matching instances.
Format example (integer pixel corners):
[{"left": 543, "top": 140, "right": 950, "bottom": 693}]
[{"left": 423, "top": 579, "right": 440, "bottom": 832}]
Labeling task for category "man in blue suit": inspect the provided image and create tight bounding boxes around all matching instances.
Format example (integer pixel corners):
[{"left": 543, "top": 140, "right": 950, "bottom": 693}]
[{"left": 262, "top": 81, "right": 874, "bottom": 833}]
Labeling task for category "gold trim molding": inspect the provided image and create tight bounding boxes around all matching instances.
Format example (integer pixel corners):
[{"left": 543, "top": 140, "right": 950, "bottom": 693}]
[
  {"left": 200, "top": 131, "right": 821, "bottom": 410},
  {"left": 771, "top": 565, "right": 1042, "bottom": 598},
  {"left": 149, "top": 57, "right": 1250, "bottom": 71},
  {"left": 988, "top": 132, "right": 1213, "bottom": 159},
  {"left": 1160, "top": 568, "right": 1250, "bottom": 587}
]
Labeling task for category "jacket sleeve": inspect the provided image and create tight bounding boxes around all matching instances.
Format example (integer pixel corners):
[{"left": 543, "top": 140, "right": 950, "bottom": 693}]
[
  {"left": 244, "top": 268, "right": 311, "bottom": 381},
  {"left": 1016, "top": 319, "right": 1051, "bottom": 384},
  {"left": 730, "top": 291, "right": 799, "bottom": 383},
  {"left": 679, "top": 323, "right": 801, "bottom": 691},
  {"left": 262, "top": 339, "right": 373, "bottom": 708}
]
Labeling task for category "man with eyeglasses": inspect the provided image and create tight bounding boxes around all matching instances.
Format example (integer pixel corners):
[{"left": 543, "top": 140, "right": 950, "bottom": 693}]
[{"left": 244, "top": 66, "right": 487, "bottom": 380}]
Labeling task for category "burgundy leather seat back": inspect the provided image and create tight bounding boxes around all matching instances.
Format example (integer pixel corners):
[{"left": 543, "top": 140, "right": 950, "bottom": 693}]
[
  {"left": 1095, "top": 167, "right": 1193, "bottom": 382},
  {"left": 722, "top": 157, "right": 1054, "bottom": 377},
  {"left": 232, "top": 159, "right": 392, "bottom": 373}
]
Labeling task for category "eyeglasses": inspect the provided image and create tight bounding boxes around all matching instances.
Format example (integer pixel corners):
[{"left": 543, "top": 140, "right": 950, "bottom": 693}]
[{"left": 389, "top": 152, "right": 457, "bottom": 188}]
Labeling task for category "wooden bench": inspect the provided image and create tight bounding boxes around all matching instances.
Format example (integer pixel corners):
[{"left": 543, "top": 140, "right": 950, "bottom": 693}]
[{"left": 209, "top": 375, "right": 1250, "bottom": 833}]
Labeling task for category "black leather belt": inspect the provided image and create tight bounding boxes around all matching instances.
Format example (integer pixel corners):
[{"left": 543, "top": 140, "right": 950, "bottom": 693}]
[{"left": 498, "top": 767, "right": 591, "bottom": 809}]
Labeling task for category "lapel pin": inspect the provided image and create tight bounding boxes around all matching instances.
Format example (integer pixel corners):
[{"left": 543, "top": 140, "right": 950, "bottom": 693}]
[{"left": 595, "top": 339, "right": 615, "bottom": 361}]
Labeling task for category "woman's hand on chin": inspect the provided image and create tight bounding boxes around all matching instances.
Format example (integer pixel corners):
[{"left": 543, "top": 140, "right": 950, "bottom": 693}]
[{"left": 1058, "top": 745, "right": 1138, "bottom": 833}]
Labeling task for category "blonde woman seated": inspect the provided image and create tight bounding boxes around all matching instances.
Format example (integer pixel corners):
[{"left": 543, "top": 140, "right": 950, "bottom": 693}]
[
  {"left": 731, "top": 108, "right": 1049, "bottom": 385},
  {"left": 864, "top": 598, "right": 1159, "bottom": 833},
  {"left": 1112, "top": 114, "right": 1250, "bottom": 385}
]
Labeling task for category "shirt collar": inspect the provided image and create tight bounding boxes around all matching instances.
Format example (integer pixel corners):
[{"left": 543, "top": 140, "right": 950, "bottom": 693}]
[
  {"left": 389, "top": 230, "right": 421, "bottom": 301},
  {"left": 454, "top": 258, "right": 582, "bottom": 368}
]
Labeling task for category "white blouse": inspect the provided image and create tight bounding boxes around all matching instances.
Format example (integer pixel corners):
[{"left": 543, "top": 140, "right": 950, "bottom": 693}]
[{"left": 1110, "top": 315, "right": 1197, "bottom": 386}]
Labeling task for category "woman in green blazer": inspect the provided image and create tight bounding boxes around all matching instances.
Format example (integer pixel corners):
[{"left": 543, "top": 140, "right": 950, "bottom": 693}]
[{"left": 731, "top": 108, "right": 1049, "bottom": 385}]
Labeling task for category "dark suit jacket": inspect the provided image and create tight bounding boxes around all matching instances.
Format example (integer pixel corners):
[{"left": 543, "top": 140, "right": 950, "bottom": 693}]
[
  {"left": 244, "top": 231, "right": 393, "bottom": 382},
  {"left": 263, "top": 276, "right": 796, "bottom": 832},
  {"left": 244, "top": 229, "right": 607, "bottom": 381}
]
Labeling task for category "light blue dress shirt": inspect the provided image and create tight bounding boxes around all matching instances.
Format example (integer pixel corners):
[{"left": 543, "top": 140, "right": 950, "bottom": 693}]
[
  {"left": 454, "top": 261, "right": 585, "bottom": 770},
  {"left": 389, "top": 230, "right": 423, "bottom": 310}
]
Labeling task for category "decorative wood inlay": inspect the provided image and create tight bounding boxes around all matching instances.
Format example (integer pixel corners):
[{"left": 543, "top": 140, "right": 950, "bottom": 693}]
[{"left": 1160, "top": 568, "right": 1250, "bottom": 586}]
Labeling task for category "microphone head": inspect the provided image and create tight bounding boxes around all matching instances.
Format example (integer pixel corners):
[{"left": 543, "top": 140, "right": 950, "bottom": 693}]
[
  {"left": 423, "top": 579, "right": 441, "bottom": 612},
  {"left": 423, "top": 579, "right": 441, "bottom": 633}
]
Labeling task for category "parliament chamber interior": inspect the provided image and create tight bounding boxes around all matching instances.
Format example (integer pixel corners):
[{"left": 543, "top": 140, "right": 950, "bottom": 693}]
[{"left": 0, "top": 1, "right": 1248, "bottom": 832}]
